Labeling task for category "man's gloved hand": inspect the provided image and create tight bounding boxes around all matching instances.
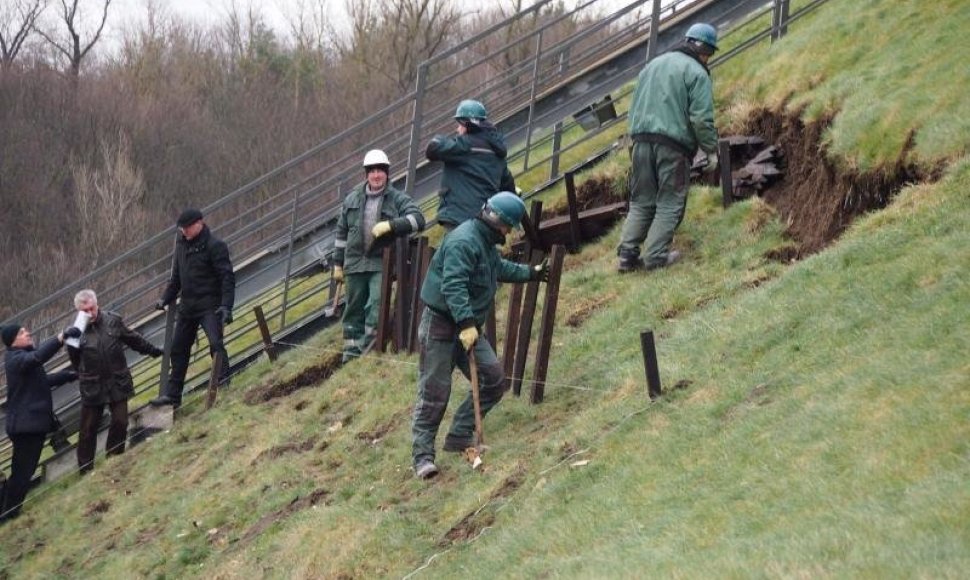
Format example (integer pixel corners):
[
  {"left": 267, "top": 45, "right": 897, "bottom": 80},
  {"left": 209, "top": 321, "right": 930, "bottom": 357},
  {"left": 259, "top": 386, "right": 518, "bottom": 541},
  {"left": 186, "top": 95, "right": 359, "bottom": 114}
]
[
  {"left": 702, "top": 150, "right": 719, "bottom": 173},
  {"left": 333, "top": 265, "right": 344, "bottom": 282},
  {"left": 459, "top": 327, "right": 479, "bottom": 352},
  {"left": 154, "top": 300, "right": 167, "bottom": 311},
  {"left": 63, "top": 326, "right": 82, "bottom": 339},
  {"left": 371, "top": 221, "right": 392, "bottom": 239},
  {"left": 217, "top": 307, "right": 233, "bottom": 325},
  {"left": 149, "top": 346, "right": 164, "bottom": 358},
  {"left": 531, "top": 259, "right": 550, "bottom": 283}
]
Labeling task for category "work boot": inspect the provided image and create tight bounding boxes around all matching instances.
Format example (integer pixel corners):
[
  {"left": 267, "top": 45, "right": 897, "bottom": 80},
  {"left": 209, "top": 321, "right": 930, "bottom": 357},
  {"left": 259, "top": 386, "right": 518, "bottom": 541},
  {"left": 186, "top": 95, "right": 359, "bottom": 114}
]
[
  {"left": 442, "top": 435, "right": 474, "bottom": 452},
  {"left": 149, "top": 395, "right": 181, "bottom": 408},
  {"left": 414, "top": 459, "right": 439, "bottom": 480},
  {"left": 646, "top": 250, "right": 682, "bottom": 270},
  {"left": 617, "top": 249, "right": 644, "bottom": 273}
]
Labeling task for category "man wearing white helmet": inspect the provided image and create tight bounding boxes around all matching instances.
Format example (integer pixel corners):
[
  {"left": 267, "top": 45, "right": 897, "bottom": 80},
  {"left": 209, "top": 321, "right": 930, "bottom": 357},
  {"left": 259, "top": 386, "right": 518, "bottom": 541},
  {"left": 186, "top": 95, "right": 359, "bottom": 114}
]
[
  {"left": 617, "top": 22, "right": 720, "bottom": 272},
  {"left": 332, "top": 149, "right": 425, "bottom": 363}
]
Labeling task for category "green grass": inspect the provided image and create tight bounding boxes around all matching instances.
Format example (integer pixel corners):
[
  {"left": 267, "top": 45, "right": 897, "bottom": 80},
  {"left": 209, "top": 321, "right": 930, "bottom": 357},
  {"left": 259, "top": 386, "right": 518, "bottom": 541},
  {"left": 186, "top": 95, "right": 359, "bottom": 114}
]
[
  {"left": 2, "top": 0, "right": 969, "bottom": 577},
  {"left": 715, "top": 0, "right": 970, "bottom": 170}
]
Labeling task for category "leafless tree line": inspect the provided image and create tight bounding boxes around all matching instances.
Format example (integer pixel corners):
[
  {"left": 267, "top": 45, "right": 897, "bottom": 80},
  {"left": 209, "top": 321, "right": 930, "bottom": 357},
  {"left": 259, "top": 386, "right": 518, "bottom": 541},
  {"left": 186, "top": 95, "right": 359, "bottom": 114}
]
[{"left": 0, "top": 0, "right": 608, "bottom": 319}]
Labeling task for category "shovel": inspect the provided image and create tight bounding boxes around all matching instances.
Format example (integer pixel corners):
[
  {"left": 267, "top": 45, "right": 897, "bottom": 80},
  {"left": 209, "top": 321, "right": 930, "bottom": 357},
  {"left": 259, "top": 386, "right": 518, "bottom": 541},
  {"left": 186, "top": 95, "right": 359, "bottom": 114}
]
[
  {"left": 324, "top": 280, "right": 343, "bottom": 317},
  {"left": 466, "top": 348, "right": 486, "bottom": 470}
]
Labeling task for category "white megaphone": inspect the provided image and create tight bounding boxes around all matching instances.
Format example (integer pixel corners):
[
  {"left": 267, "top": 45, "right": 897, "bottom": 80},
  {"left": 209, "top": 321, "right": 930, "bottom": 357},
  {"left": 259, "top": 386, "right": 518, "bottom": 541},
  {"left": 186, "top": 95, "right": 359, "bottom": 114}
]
[{"left": 65, "top": 311, "right": 91, "bottom": 348}]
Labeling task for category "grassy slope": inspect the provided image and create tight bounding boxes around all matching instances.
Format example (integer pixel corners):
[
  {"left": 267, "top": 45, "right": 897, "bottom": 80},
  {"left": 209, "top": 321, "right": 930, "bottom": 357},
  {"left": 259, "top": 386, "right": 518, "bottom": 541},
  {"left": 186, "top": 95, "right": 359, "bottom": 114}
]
[{"left": 2, "top": 0, "right": 968, "bottom": 577}]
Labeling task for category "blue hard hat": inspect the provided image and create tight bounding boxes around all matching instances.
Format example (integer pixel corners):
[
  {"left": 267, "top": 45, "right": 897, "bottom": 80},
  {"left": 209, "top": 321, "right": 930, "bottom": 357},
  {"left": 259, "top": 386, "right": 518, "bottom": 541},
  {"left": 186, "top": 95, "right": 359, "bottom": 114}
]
[
  {"left": 685, "top": 23, "right": 718, "bottom": 51},
  {"left": 484, "top": 191, "right": 526, "bottom": 228}
]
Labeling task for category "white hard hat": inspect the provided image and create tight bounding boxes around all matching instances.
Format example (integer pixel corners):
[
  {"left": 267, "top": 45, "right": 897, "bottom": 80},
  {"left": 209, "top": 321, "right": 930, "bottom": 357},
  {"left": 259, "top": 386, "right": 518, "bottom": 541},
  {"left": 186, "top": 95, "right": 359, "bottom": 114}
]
[{"left": 362, "top": 149, "right": 390, "bottom": 169}]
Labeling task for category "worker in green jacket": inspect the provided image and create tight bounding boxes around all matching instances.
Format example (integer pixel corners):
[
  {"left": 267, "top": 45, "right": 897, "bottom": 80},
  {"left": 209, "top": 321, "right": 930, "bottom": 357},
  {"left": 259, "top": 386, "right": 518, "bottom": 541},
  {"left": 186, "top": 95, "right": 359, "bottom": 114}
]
[
  {"left": 617, "top": 22, "right": 720, "bottom": 272},
  {"left": 333, "top": 150, "right": 426, "bottom": 363},
  {"left": 411, "top": 192, "right": 548, "bottom": 479},
  {"left": 426, "top": 99, "right": 517, "bottom": 231}
]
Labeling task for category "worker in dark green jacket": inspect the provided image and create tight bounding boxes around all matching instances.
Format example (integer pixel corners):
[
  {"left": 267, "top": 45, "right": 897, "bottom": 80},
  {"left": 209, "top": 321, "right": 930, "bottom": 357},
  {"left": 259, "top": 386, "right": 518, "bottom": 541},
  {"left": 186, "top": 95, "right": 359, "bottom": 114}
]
[
  {"left": 333, "top": 150, "right": 426, "bottom": 363},
  {"left": 411, "top": 192, "right": 548, "bottom": 480},
  {"left": 426, "top": 99, "right": 516, "bottom": 230},
  {"left": 617, "top": 23, "right": 720, "bottom": 272}
]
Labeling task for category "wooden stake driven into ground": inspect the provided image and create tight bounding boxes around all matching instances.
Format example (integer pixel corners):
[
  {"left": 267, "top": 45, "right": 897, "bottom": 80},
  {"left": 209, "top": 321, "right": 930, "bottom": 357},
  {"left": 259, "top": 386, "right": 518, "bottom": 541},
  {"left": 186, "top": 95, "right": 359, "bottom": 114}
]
[{"left": 530, "top": 244, "right": 565, "bottom": 404}]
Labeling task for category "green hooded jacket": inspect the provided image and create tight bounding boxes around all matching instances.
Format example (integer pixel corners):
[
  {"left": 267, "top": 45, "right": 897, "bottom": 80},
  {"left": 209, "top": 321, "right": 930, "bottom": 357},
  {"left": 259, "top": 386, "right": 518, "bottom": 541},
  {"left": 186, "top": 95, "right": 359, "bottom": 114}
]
[
  {"left": 334, "top": 182, "right": 425, "bottom": 273},
  {"left": 420, "top": 218, "right": 531, "bottom": 330}
]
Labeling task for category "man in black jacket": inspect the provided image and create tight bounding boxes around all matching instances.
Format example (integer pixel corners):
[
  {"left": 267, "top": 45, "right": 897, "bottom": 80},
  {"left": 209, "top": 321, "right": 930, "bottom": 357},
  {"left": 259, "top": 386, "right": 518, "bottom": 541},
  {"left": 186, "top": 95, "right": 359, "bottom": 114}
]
[
  {"left": 67, "top": 290, "right": 162, "bottom": 472},
  {"left": 150, "top": 209, "right": 235, "bottom": 407},
  {"left": 1, "top": 323, "right": 76, "bottom": 522}
]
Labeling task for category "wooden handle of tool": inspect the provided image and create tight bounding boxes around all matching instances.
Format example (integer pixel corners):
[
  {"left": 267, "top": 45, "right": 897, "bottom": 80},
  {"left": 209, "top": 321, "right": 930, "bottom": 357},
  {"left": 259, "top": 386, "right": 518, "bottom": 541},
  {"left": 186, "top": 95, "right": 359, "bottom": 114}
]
[{"left": 468, "top": 348, "right": 484, "bottom": 446}]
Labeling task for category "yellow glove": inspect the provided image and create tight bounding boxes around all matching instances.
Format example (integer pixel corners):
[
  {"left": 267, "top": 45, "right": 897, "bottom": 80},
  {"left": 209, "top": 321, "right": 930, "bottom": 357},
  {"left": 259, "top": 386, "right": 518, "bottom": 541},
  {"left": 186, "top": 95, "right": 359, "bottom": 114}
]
[
  {"left": 333, "top": 266, "right": 344, "bottom": 282},
  {"left": 372, "top": 221, "right": 392, "bottom": 238},
  {"left": 459, "top": 327, "right": 479, "bottom": 351}
]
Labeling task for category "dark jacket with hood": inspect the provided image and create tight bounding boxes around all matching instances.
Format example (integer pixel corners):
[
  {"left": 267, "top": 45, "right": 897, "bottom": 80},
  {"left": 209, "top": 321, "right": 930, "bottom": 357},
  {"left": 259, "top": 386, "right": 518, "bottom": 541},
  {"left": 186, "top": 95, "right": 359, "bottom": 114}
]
[
  {"left": 67, "top": 310, "right": 163, "bottom": 406},
  {"left": 160, "top": 224, "right": 235, "bottom": 318},
  {"left": 4, "top": 338, "right": 75, "bottom": 436},
  {"left": 426, "top": 123, "right": 516, "bottom": 228}
]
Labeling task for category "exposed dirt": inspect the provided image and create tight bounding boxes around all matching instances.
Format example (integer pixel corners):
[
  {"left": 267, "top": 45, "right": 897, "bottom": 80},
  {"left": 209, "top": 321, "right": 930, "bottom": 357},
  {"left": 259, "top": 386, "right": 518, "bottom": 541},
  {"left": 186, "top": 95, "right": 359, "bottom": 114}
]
[
  {"left": 83, "top": 499, "right": 111, "bottom": 517},
  {"left": 244, "top": 351, "right": 342, "bottom": 404},
  {"left": 739, "top": 108, "right": 934, "bottom": 257},
  {"left": 251, "top": 436, "right": 318, "bottom": 465},
  {"left": 355, "top": 411, "right": 405, "bottom": 445},
  {"left": 439, "top": 467, "right": 526, "bottom": 546},
  {"left": 565, "top": 293, "right": 617, "bottom": 327},
  {"left": 235, "top": 488, "right": 331, "bottom": 548},
  {"left": 536, "top": 108, "right": 933, "bottom": 261}
]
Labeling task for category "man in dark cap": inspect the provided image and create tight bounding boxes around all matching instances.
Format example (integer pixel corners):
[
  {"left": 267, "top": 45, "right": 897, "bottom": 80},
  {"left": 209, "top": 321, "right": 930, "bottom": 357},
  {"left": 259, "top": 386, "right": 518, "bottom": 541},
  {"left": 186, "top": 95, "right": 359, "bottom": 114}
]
[
  {"left": 150, "top": 208, "right": 235, "bottom": 407},
  {"left": 2, "top": 323, "right": 77, "bottom": 522}
]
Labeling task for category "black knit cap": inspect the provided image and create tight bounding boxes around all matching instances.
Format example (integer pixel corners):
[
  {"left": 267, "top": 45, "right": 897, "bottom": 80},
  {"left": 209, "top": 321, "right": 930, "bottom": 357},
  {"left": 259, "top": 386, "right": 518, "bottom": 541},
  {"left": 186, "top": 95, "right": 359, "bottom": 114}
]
[
  {"left": 176, "top": 208, "right": 204, "bottom": 228},
  {"left": 1, "top": 323, "right": 22, "bottom": 348}
]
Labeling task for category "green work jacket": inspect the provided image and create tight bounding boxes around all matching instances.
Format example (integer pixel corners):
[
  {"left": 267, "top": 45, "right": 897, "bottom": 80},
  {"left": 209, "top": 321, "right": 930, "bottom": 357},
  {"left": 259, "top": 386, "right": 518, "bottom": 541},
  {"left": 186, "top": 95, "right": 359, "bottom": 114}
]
[
  {"left": 334, "top": 183, "right": 425, "bottom": 273},
  {"left": 628, "top": 46, "right": 718, "bottom": 155},
  {"left": 420, "top": 219, "right": 531, "bottom": 330}
]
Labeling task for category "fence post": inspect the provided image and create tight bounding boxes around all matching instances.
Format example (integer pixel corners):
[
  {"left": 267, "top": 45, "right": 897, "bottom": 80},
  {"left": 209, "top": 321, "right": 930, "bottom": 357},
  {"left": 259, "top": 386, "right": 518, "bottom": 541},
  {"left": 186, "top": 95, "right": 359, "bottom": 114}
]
[
  {"left": 253, "top": 306, "right": 278, "bottom": 362},
  {"left": 640, "top": 330, "right": 662, "bottom": 400},
  {"left": 522, "top": 30, "right": 545, "bottom": 172},
  {"left": 564, "top": 172, "right": 582, "bottom": 252},
  {"left": 279, "top": 188, "right": 303, "bottom": 328},
  {"left": 646, "top": 0, "right": 662, "bottom": 62},
  {"left": 718, "top": 138, "right": 733, "bottom": 208},
  {"left": 529, "top": 245, "right": 565, "bottom": 404},
  {"left": 549, "top": 122, "right": 563, "bottom": 181},
  {"left": 406, "top": 63, "right": 429, "bottom": 192}
]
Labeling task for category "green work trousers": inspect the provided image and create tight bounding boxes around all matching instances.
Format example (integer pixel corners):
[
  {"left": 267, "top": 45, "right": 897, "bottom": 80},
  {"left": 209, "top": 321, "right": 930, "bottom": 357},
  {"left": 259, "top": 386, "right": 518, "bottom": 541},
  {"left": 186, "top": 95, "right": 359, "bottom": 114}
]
[
  {"left": 618, "top": 141, "right": 690, "bottom": 268},
  {"left": 411, "top": 308, "right": 506, "bottom": 465},
  {"left": 341, "top": 270, "right": 382, "bottom": 362}
]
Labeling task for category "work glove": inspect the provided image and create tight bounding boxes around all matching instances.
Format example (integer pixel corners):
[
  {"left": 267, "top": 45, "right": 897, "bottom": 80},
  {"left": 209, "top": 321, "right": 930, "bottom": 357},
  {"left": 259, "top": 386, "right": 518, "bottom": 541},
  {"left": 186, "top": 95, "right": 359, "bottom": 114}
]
[
  {"left": 371, "top": 221, "right": 392, "bottom": 239},
  {"left": 701, "top": 150, "right": 719, "bottom": 174},
  {"left": 63, "top": 370, "right": 78, "bottom": 382},
  {"left": 458, "top": 327, "right": 479, "bottom": 352},
  {"left": 154, "top": 300, "right": 167, "bottom": 311},
  {"left": 333, "top": 265, "right": 344, "bottom": 283},
  {"left": 531, "top": 259, "right": 550, "bottom": 283},
  {"left": 63, "top": 326, "right": 82, "bottom": 339},
  {"left": 149, "top": 346, "right": 164, "bottom": 358},
  {"left": 217, "top": 307, "right": 233, "bottom": 326}
]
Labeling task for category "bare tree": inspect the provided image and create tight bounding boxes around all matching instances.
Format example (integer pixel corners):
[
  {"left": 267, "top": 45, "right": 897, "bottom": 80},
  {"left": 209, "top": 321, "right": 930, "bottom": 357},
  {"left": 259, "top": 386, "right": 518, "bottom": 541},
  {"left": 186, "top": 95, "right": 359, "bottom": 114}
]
[
  {"left": 0, "top": 0, "right": 47, "bottom": 69},
  {"left": 72, "top": 131, "right": 148, "bottom": 266},
  {"left": 338, "top": 0, "right": 461, "bottom": 92},
  {"left": 35, "top": 0, "right": 113, "bottom": 77}
]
